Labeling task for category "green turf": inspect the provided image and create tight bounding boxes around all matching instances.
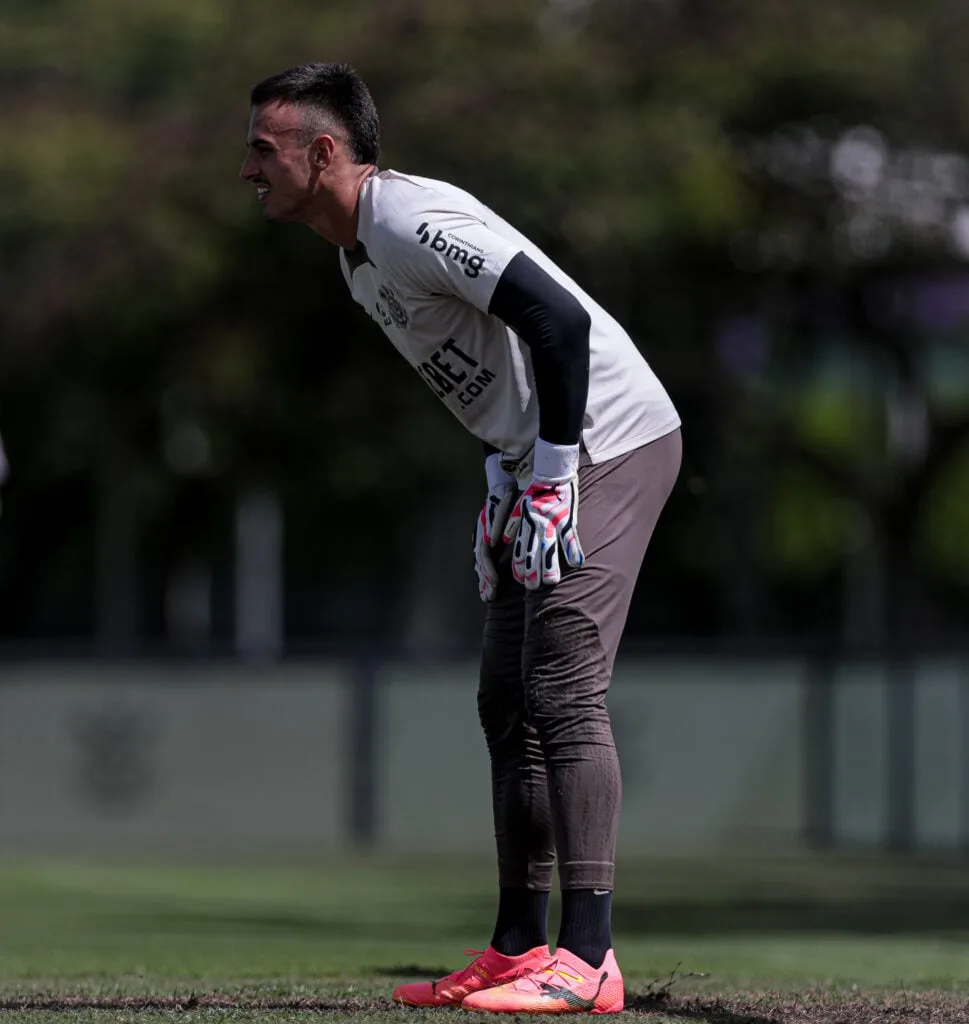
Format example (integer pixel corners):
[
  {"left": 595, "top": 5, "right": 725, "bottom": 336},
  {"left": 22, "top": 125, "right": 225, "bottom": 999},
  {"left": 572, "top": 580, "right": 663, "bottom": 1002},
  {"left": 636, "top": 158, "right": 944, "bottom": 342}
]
[{"left": 0, "top": 853, "right": 968, "bottom": 1021}]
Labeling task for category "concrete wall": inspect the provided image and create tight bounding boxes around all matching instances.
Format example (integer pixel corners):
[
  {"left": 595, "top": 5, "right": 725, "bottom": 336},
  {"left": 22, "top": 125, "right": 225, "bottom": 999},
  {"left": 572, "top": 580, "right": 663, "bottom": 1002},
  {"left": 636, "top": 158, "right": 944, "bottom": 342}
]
[
  {"left": 0, "top": 657, "right": 965, "bottom": 855},
  {"left": 0, "top": 662, "right": 348, "bottom": 855}
]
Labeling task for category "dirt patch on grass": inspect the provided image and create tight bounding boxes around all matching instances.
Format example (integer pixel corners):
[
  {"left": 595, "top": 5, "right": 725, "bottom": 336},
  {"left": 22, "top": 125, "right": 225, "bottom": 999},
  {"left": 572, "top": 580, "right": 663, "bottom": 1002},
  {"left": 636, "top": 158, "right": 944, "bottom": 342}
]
[
  {"left": 0, "top": 991, "right": 966, "bottom": 1021},
  {"left": 0, "top": 995, "right": 394, "bottom": 1013},
  {"left": 633, "top": 990, "right": 969, "bottom": 1022}
]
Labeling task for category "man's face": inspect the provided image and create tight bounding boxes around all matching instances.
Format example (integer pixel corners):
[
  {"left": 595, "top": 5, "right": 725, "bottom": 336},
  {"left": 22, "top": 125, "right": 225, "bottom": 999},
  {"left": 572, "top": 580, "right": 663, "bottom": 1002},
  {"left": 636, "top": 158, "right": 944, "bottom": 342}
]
[{"left": 240, "top": 101, "right": 317, "bottom": 222}]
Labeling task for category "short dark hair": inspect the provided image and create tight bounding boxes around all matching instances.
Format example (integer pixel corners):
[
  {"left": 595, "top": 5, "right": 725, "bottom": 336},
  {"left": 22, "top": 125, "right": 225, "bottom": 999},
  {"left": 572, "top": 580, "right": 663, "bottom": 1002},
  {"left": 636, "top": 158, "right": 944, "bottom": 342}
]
[{"left": 250, "top": 62, "right": 380, "bottom": 165}]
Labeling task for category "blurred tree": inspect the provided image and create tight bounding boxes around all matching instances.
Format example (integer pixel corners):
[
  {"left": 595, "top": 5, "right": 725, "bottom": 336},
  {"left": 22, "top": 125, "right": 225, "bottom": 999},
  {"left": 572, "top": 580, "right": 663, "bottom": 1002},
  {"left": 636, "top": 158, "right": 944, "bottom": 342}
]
[{"left": 1, "top": 0, "right": 968, "bottom": 652}]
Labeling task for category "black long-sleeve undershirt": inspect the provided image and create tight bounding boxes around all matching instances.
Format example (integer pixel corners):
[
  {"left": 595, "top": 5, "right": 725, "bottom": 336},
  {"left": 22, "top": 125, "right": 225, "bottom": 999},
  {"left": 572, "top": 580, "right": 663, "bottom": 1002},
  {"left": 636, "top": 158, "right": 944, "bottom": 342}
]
[{"left": 487, "top": 252, "right": 591, "bottom": 447}]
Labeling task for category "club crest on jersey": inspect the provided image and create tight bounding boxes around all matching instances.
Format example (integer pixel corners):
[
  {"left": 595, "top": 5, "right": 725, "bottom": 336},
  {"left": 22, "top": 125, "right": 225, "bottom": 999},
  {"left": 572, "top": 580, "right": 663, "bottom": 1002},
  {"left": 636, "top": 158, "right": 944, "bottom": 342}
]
[{"left": 376, "top": 284, "right": 409, "bottom": 329}]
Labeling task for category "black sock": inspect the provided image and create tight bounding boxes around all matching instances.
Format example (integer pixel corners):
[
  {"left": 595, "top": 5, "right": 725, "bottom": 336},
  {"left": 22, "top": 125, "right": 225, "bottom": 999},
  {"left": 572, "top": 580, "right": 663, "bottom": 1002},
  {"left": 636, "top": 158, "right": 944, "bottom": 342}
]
[
  {"left": 556, "top": 889, "right": 612, "bottom": 968},
  {"left": 490, "top": 887, "right": 550, "bottom": 956}
]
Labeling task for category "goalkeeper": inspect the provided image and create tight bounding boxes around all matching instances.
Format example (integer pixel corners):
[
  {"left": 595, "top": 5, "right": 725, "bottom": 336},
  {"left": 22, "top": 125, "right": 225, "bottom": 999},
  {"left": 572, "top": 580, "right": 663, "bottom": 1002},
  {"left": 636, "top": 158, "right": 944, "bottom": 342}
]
[{"left": 241, "top": 62, "right": 681, "bottom": 1016}]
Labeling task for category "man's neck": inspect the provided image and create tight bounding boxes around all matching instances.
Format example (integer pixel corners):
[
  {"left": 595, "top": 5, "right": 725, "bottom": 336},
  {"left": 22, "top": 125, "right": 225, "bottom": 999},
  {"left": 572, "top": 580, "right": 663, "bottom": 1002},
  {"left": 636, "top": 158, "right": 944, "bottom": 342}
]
[{"left": 307, "top": 164, "right": 375, "bottom": 249}]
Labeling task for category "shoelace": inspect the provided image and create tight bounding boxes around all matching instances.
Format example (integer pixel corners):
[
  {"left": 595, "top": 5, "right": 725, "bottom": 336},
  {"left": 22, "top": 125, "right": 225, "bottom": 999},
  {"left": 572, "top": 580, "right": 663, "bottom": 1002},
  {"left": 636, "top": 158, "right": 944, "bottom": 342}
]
[
  {"left": 442, "top": 949, "right": 486, "bottom": 985},
  {"left": 447, "top": 948, "right": 550, "bottom": 988},
  {"left": 509, "top": 957, "right": 585, "bottom": 993}
]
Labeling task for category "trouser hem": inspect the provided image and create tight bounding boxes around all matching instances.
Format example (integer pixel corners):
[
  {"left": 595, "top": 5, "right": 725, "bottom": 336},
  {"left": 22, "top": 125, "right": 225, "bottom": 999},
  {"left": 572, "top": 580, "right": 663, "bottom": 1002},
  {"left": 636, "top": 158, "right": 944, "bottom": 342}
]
[
  {"left": 558, "top": 860, "right": 616, "bottom": 891},
  {"left": 498, "top": 860, "right": 556, "bottom": 891}
]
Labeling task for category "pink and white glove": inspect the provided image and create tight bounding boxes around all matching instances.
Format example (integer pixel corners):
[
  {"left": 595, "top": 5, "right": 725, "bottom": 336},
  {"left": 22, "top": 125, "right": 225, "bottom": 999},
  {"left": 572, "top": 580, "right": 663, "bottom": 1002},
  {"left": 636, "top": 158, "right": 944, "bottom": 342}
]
[
  {"left": 502, "top": 439, "right": 584, "bottom": 590},
  {"left": 473, "top": 454, "right": 518, "bottom": 602}
]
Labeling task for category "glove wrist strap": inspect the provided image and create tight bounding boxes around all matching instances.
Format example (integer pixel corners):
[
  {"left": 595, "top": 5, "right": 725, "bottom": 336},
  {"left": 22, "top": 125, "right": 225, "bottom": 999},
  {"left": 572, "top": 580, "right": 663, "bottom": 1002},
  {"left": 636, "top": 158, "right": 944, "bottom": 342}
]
[
  {"left": 485, "top": 453, "right": 516, "bottom": 490},
  {"left": 532, "top": 437, "right": 580, "bottom": 484}
]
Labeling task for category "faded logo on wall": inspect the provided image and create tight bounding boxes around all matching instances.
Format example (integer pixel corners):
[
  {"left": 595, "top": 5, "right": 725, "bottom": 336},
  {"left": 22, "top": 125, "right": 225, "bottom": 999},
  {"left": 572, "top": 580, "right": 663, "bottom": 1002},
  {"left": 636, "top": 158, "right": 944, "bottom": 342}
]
[{"left": 69, "top": 704, "right": 160, "bottom": 814}]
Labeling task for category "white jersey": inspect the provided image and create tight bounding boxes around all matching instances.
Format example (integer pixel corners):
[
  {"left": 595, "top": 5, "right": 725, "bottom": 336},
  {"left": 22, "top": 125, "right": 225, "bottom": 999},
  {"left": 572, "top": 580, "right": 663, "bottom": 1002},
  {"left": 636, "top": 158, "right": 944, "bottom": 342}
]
[{"left": 339, "top": 170, "right": 680, "bottom": 476}]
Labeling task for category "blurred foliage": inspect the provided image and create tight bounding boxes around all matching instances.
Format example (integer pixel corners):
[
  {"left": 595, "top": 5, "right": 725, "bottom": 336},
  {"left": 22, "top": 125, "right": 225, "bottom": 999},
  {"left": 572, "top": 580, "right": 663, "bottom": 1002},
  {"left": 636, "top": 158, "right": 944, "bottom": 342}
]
[{"left": 1, "top": 0, "right": 969, "bottom": 651}]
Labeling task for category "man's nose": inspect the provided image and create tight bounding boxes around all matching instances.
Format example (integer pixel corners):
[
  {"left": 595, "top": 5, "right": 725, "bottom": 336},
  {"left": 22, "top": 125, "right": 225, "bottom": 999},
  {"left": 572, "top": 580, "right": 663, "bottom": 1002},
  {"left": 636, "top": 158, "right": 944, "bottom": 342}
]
[{"left": 239, "top": 154, "right": 258, "bottom": 181}]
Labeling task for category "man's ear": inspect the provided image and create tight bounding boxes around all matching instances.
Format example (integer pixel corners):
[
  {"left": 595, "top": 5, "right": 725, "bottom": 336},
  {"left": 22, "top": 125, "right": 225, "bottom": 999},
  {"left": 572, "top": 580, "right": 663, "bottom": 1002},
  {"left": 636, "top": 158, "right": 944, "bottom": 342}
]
[{"left": 310, "top": 134, "right": 337, "bottom": 170}]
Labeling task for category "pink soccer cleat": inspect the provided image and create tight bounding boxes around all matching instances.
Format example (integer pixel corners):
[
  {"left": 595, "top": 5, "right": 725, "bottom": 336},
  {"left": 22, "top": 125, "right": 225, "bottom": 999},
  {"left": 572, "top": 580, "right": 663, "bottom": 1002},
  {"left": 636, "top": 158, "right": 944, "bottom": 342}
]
[
  {"left": 392, "top": 944, "right": 551, "bottom": 1007},
  {"left": 461, "top": 946, "right": 624, "bottom": 1014}
]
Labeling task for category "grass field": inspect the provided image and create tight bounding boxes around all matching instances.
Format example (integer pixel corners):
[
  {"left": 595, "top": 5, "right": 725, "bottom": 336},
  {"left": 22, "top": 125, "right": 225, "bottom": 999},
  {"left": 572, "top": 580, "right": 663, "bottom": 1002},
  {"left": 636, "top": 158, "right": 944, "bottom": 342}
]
[{"left": 1, "top": 852, "right": 968, "bottom": 1022}]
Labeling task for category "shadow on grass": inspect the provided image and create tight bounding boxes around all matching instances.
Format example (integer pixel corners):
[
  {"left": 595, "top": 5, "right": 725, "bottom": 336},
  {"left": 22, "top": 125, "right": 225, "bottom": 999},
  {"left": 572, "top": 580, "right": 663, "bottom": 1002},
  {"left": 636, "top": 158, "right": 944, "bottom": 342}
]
[{"left": 368, "top": 965, "right": 453, "bottom": 978}]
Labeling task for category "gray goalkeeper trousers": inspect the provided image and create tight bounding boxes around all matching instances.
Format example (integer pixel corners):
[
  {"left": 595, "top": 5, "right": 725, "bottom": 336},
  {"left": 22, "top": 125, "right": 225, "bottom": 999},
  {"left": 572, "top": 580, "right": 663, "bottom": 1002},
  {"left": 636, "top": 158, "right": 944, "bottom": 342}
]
[{"left": 477, "top": 427, "right": 681, "bottom": 892}]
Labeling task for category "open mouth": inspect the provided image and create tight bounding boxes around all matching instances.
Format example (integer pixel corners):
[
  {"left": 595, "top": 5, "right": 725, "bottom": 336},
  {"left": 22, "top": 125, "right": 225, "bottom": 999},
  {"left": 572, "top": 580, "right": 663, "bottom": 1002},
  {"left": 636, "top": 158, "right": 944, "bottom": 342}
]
[{"left": 255, "top": 184, "right": 271, "bottom": 203}]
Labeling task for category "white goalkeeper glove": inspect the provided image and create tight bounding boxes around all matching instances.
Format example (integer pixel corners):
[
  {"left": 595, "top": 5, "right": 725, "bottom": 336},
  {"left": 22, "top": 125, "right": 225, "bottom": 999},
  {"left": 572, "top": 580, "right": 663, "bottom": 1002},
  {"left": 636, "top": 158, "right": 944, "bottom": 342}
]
[
  {"left": 502, "top": 438, "right": 584, "bottom": 590},
  {"left": 473, "top": 453, "right": 518, "bottom": 602}
]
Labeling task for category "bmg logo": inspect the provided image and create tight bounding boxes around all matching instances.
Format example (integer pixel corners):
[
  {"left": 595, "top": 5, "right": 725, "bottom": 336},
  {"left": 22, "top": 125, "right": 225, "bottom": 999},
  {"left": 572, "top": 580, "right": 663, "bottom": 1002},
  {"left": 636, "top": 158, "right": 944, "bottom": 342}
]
[{"left": 415, "top": 222, "right": 486, "bottom": 278}]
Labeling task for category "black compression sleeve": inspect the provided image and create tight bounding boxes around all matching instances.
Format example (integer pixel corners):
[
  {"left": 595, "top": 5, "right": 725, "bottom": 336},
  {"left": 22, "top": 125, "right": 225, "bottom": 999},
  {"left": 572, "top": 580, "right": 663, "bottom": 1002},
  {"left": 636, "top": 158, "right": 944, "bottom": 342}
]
[{"left": 488, "top": 252, "right": 591, "bottom": 446}]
